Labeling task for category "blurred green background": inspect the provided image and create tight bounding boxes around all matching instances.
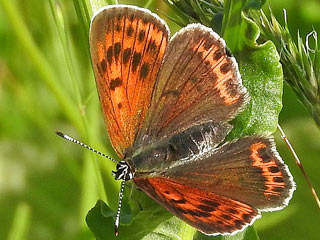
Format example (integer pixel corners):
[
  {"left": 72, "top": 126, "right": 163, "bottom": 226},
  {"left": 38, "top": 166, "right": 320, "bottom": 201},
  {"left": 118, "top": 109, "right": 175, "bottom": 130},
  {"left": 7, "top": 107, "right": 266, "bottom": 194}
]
[{"left": 0, "top": 0, "right": 319, "bottom": 239}]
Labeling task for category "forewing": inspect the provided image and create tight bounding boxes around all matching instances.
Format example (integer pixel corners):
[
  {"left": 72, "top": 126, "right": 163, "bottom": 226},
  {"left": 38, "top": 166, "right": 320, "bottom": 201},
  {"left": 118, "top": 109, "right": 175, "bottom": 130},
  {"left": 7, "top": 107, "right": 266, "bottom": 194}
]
[
  {"left": 135, "top": 24, "right": 248, "bottom": 145},
  {"left": 134, "top": 177, "right": 258, "bottom": 236},
  {"left": 164, "top": 136, "right": 295, "bottom": 211},
  {"left": 90, "top": 6, "right": 169, "bottom": 157}
]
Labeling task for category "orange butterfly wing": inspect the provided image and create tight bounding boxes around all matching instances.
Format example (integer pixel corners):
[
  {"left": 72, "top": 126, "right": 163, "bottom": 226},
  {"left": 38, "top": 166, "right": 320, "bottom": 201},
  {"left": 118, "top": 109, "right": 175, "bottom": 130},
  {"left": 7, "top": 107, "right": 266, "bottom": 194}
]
[
  {"left": 133, "top": 129, "right": 294, "bottom": 235},
  {"left": 90, "top": 6, "right": 169, "bottom": 157},
  {"left": 161, "top": 136, "right": 295, "bottom": 211},
  {"left": 135, "top": 24, "right": 248, "bottom": 146},
  {"left": 134, "top": 177, "right": 258, "bottom": 235}
]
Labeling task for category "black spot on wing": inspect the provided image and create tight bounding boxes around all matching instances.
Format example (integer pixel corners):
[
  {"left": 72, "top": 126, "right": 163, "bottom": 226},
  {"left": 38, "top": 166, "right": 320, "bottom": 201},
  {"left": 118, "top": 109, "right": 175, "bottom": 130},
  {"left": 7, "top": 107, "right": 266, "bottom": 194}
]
[
  {"left": 273, "top": 186, "right": 285, "bottom": 192},
  {"left": 223, "top": 79, "right": 239, "bottom": 98},
  {"left": 274, "top": 177, "right": 284, "bottom": 183},
  {"left": 115, "top": 23, "right": 121, "bottom": 32},
  {"left": 138, "top": 30, "right": 146, "bottom": 42},
  {"left": 220, "top": 62, "right": 232, "bottom": 74},
  {"left": 258, "top": 147, "right": 273, "bottom": 163},
  {"left": 269, "top": 166, "right": 280, "bottom": 173},
  {"left": 242, "top": 213, "right": 251, "bottom": 222},
  {"left": 213, "top": 49, "right": 223, "bottom": 60},
  {"left": 187, "top": 209, "right": 211, "bottom": 218},
  {"left": 132, "top": 52, "right": 142, "bottom": 72},
  {"left": 202, "top": 199, "right": 220, "bottom": 208},
  {"left": 127, "top": 25, "right": 134, "bottom": 37},
  {"left": 147, "top": 39, "right": 157, "bottom": 53},
  {"left": 140, "top": 63, "right": 150, "bottom": 79},
  {"left": 227, "top": 208, "right": 239, "bottom": 214},
  {"left": 221, "top": 214, "right": 232, "bottom": 220},
  {"left": 203, "top": 39, "right": 214, "bottom": 50},
  {"left": 100, "top": 59, "right": 106, "bottom": 72},
  {"left": 110, "top": 78, "right": 122, "bottom": 90},
  {"left": 114, "top": 42, "right": 121, "bottom": 62},
  {"left": 123, "top": 48, "right": 131, "bottom": 65},
  {"left": 198, "top": 204, "right": 216, "bottom": 212},
  {"left": 107, "top": 46, "right": 113, "bottom": 64},
  {"left": 234, "top": 220, "right": 243, "bottom": 228}
]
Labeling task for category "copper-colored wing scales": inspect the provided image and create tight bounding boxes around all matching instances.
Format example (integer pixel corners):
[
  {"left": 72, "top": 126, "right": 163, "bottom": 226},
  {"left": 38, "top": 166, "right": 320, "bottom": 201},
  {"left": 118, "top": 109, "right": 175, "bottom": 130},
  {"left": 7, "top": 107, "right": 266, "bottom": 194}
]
[
  {"left": 133, "top": 131, "right": 294, "bottom": 234},
  {"left": 90, "top": 6, "right": 169, "bottom": 157},
  {"left": 136, "top": 24, "right": 248, "bottom": 145},
  {"left": 89, "top": 6, "right": 295, "bottom": 236},
  {"left": 164, "top": 136, "right": 295, "bottom": 211},
  {"left": 134, "top": 177, "right": 258, "bottom": 235}
]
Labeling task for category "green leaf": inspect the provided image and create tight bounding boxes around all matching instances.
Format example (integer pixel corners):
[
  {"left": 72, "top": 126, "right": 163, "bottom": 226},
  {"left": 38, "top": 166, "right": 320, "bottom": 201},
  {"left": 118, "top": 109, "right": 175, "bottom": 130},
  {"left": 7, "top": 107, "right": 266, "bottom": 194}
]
[
  {"left": 243, "top": 0, "right": 266, "bottom": 10},
  {"left": 240, "top": 227, "right": 260, "bottom": 240},
  {"left": 223, "top": 0, "right": 283, "bottom": 138},
  {"left": 87, "top": 189, "right": 261, "bottom": 240},
  {"left": 193, "top": 226, "right": 259, "bottom": 240},
  {"left": 86, "top": 195, "right": 192, "bottom": 240}
]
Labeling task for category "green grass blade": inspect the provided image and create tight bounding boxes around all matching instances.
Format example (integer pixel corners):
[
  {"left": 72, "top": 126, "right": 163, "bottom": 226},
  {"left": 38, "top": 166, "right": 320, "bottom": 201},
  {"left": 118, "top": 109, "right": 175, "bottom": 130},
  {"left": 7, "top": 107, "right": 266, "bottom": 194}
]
[
  {"left": 7, "top": 202, "right": 31, "bottom": 240},
  {"left": 0, "top": 0, "right": 84, "bottom": 133}
]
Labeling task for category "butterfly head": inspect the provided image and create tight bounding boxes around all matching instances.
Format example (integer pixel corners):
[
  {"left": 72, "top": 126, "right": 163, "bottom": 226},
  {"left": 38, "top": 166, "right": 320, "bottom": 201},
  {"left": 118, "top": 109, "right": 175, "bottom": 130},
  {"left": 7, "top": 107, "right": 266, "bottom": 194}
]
[{"left": 112, "top": 160, "right": 134, "bottom": 181}]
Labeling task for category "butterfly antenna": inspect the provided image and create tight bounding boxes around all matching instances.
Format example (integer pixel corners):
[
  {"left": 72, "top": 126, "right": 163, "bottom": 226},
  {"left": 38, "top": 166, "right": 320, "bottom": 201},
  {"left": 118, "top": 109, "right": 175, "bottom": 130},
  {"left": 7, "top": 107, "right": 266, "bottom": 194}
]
[
  {"left": 114, "top": 180, "right": 126, "bottom": 236},
  {"left": 55, "top": 131, "right": 117, "bottom": 163}
]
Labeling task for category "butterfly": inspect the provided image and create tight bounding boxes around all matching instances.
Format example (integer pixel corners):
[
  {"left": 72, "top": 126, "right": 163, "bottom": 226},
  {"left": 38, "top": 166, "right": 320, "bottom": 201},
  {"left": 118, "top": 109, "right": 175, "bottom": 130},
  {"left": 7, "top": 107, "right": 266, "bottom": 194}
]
[{"left": 59, "top": 4, "right": 295, "bottom": 236}]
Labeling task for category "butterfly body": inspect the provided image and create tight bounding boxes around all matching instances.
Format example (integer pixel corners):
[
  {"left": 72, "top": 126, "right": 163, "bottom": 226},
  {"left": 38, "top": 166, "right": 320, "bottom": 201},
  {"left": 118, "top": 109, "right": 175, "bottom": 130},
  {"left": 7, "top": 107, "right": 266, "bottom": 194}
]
[
  {"left": 89, "top": 5, "right": 295, "bottom": 236},
  {"left": 127, "top": 121, "right": 230, "bottom": 176}
]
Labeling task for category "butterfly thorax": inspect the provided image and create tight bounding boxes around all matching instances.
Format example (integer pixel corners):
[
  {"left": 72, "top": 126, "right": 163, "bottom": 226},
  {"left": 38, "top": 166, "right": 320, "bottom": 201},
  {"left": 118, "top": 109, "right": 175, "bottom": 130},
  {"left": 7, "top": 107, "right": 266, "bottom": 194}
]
[{"left": 127, "top": 139, "right": 172, "bottom": 178}]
